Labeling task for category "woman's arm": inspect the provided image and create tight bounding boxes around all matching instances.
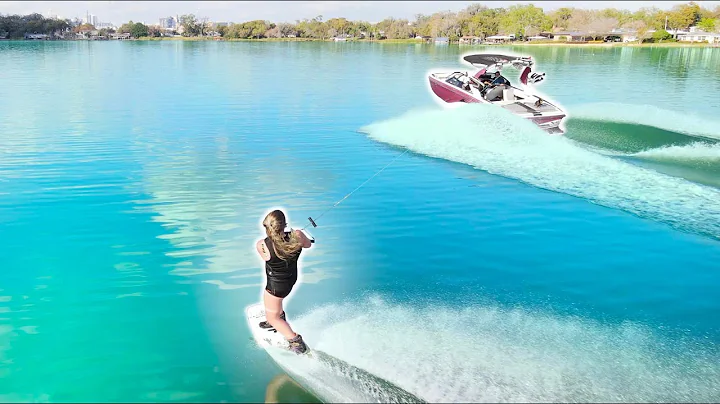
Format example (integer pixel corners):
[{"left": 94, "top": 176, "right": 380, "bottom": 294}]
[
  {"left": 256, "top": 239, "right": 271, "bottom": 261},
  {"left": 295, "top": 229, "right": 313, "bottom": 248}
]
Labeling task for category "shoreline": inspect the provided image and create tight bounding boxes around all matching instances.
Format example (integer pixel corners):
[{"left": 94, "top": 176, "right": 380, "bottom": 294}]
[
  {"left": 143, "top": 37, "right": 719, "bottom": 47},
  {"left": 5, "top": 37, "right": 718, "bottom": 48}
]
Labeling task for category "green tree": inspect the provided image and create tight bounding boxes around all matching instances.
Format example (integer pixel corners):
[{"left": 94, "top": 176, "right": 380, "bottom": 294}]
[
  {"left": 129, "top": 22, "right": 148, "bottom": 38},
  {"left": 348, "top": 21, "right": 371, "bottom": 37},
  {"left": 223, "top": 20, "right": 272, "bottom": 39},
  {"left": 462, "top": 8, "right": 504, "bottom": 38},
  {"left": 632, "top": 7, "right": 665, "bottom": 30},
  {"left": 499, "top": 4, "right": 552, "bottom": 38},
  {"left": 326, "top": 17, "right": 351, "bottom": 36},
  {"left": 697, "top": 17, "right": 716, "bottom": 31},
  {"left": 277, "top": 22, "right": 297, "bottom": 37},
  {"left": 549, "top": 7, "right": 574, "bottom": 29},
  {"left": 423, "top": 11, "right": 461, "bottom": 38},
  {"left": 147, "top": 25, "right": 162, "bottom": 37},
  {"left": 118, "top": 21, "right": 133, "bottom": 34},
  {"left": 0, "top": 13, "right": 70, "bottom": 39},
  {"left": 179, "top": 14, "right": 201, "bottom": 36},
  {"left": 667, "top": 2, "right": 702, "bottom": 30},
  {"left": 375, "top": 17, "right": 413, "bottom": 39},
  {"left": 295, "top": 15, "right": 325, "bottom": 39},
  {"left": 413, "top": 13, "right": 432, "bottom": 36},
  {"left": 651, "top": 29, "right": 672, "bottom": 41}
]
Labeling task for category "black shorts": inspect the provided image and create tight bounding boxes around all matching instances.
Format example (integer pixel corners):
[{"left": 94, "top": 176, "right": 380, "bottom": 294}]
[{"left": 266, "top": 278, "right": 296, "bottom": 298}]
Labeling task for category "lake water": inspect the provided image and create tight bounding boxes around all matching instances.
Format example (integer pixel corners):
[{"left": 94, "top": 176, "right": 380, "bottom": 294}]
[{"left": 1, "top": 40, "right": 719, "bottom": 402}]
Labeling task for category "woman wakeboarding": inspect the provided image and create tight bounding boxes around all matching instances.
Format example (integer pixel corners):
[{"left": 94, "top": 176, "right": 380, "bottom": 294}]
[{"left": 256, "top": 209, "right": 313, "bottom": 354}]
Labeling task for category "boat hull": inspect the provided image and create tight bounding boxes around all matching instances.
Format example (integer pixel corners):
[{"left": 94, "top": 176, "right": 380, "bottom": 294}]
[
  {"left": 428, "top": 74, "right": 566, "bottom": 134},
  {"left": 429, "top": 76, "right": 484, "bottom": 104}
]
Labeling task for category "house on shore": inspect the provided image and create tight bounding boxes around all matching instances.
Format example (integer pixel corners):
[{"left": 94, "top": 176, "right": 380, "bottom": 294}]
[
  {"left": 459, "top": 36, "right": 482, "bottom": 45},
  {"left": 434, "top": 36, "right": 449, "bottom": 45},
  {"left": 110, "top": 33, "right": 132, "bottom": 40},
  {"left": 552, "top": 31, "right": 590, "bottom": 42},
  {"left": 677, "top": 26, "right": 720, "bottom": 44},
  {"left": 24, "top": 33, "right": 49, "bottom": 40},
  {"left": 553, "top": 29, "right": 649, "bottom": 42},
  {"left": 677, "top": 31, "right": 720, "bottom": 43},
  {"left": 666, "top": 29, "right": 690, "bottom": 39},
  {"left": 485, "top": 34, "right": 514, "bottom": 43},
  {"left": 527, "top": 35, "right": 551, "bottom": 41},
  {"left": 89, "top": 30, "right": 109, "bottom": 40}
]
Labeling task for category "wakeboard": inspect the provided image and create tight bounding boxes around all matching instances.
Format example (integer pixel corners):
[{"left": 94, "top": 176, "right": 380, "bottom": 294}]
[
  {"left": 245, "top": 302, "right": 425, "bottom": 403},
  {"left": 245, "top": 302, "right": 312, "bottom": 357}
]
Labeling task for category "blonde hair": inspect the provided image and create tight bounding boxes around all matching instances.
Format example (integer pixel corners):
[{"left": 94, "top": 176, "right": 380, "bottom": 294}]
[{"left": 263, "top": 210, "right": 302, "bottom": 260}]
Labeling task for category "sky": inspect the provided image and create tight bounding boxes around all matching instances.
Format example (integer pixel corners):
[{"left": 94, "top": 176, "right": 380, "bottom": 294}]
[{"left": 1, "top": 1, "right": 719, "bottom": 25}]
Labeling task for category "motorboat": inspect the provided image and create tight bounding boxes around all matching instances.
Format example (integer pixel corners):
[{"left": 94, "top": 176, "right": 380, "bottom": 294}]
[{"left": 427, "top": 53, "right": 567, "bottom": 134}]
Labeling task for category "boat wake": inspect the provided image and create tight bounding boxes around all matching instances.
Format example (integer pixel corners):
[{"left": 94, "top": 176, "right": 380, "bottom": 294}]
[
  {"left": 568, "top": 102, "right": 720, "bottom": 141},
  {"left": 563, "top": 103, "right": 720, "bottom": 187},
  {"left": 284, "top": 296, "right": 720, "bottom": 403},
  {"left": 631, "top": 142, "right": 720, "bottom": 169},
  {"left": 260, "top": 333, "right": 425, "bottom": 403},
  {"left": 359, "top": 103, "right": 720, "bottom": 240}
]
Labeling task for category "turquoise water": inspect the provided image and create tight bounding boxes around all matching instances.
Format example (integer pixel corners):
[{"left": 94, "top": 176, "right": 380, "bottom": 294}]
[{"left": 1, "top": 41, "right": 719, "bottom": 402}]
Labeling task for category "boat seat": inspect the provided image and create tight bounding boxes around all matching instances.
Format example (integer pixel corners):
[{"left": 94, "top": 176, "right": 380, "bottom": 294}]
[
  {"left": 485, "top": 86, "right": 504, "bottom": 101},
  {"left": 503, "top": 87, "right": 516, "bottom": 101}
]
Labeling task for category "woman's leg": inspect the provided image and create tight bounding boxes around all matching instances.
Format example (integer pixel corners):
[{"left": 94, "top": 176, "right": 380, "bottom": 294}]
[{"left": 263, "top": 289, "right": 297, "bottom": 340}]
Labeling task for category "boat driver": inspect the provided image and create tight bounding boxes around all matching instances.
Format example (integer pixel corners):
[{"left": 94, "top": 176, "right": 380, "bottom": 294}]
[{"left": 487, "top": 71, "right": 510, "bottom": 87}]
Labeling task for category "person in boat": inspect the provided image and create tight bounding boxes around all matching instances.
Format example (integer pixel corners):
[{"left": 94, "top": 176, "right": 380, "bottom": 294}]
[
  {"left": 256, "top": 209, "right": 313, "bottom": 354},
  {"left": 457, "top": 74, "right": 473, "bottom": 91},
  {"left": 484, "top": 71, "right": 510, "bottom": 87},
  {"left": 481, "top": 71, "right": 511, "bottom": 101}
]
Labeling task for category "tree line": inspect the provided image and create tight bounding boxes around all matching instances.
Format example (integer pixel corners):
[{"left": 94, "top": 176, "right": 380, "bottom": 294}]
[
  {"left": 2, "top": 2, "right": 718, "bottom": 41},
  {"left": 176, "top": 2, "right": 720, "bottom": 40},
  {"left": 0, "top": 13, "right": 70, "bottom": 38}
]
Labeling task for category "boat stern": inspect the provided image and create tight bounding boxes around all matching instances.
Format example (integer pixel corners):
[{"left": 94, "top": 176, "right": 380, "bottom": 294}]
[{"left": 531, "top": 114, "right": 566, "bottom": 134}]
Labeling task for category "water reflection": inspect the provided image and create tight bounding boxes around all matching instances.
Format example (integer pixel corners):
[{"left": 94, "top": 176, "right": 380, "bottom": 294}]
[
  {"left": 130, "top": 127, "right": 342, "bottom": 290},
  {"left": 264, "top": 373, "right": 320, "bottom": 404}
]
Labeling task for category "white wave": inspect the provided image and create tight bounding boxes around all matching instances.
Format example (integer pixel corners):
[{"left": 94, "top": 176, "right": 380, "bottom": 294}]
[
  {"left": 262, "top": 332, "right": 424, "bottom": 403},
  {"left": 286, "top": 296, "right": 720, "bottom": 403},
  {"left": 632, "top": 142, "right": 720, "bottom": 165},
  {"left": 359, "top": 103, "right": 720, "bottom": 239},
  {"left": 569, "top": 102, "right": 720, "bottom": 140}
]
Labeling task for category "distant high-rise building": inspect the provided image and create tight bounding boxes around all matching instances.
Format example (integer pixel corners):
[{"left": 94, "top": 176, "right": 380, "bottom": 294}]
[
  {"left": 81, "top": 12, "right": 99, "bottom": 26},
  {"left": 159, "top": 16, "right": 176, "bottom": 29}
]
